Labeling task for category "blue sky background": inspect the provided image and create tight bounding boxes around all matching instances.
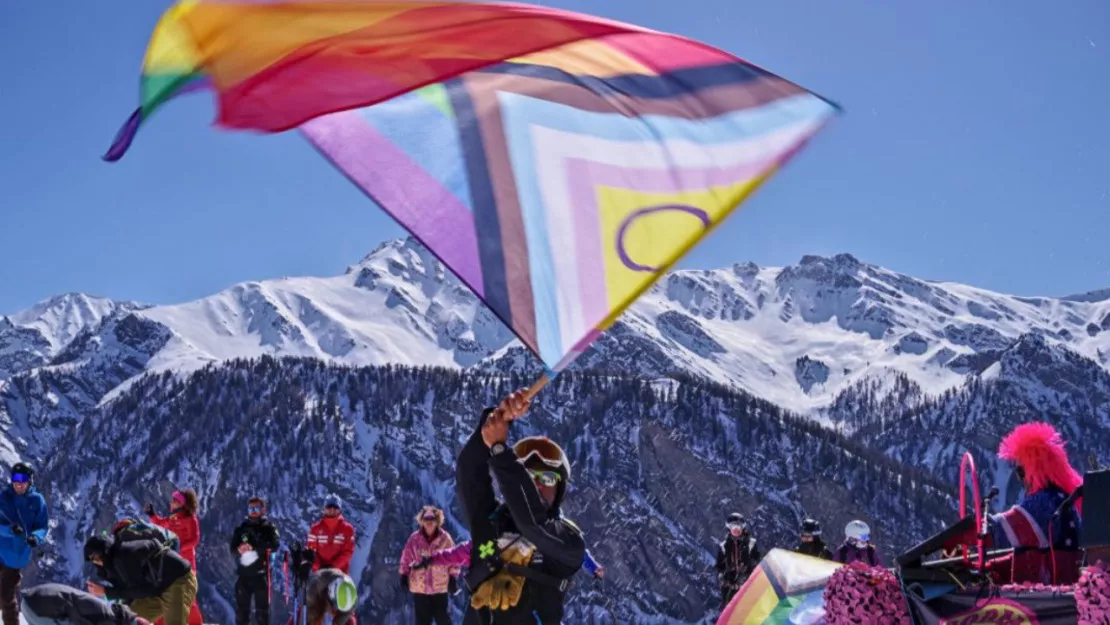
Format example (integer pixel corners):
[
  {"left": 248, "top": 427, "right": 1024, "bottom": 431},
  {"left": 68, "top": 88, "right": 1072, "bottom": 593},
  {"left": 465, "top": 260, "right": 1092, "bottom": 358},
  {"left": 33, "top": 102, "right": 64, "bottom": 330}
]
[{"left": 2, "top": 1, "right": 1108, "bottom": 314}]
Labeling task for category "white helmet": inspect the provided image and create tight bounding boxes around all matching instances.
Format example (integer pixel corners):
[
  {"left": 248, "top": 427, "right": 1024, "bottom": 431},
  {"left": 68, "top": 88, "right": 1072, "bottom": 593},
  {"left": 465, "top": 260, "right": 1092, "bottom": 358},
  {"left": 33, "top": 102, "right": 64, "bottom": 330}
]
[{"left": 845, "top": 520, "right": 870, "bottom": 543}]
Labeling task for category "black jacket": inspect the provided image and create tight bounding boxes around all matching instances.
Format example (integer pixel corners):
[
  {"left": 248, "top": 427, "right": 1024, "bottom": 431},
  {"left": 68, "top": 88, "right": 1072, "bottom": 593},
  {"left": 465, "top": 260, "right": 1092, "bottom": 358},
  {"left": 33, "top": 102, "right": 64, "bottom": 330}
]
[
  {"left": 22, "top": 583, "right": 138, "bottom": 625},
  {"left": 229, "top": 516, "right": 280, "bottom": 577},
  {"left": 97, "top": 537, "right": 192, "bottom": 601},
  {"left": 456, "top": 408, "right": 586, "bottom": 624},
  {"left": 795, "top": 539, "right": 833, "bottom": 560},
  {"left": 716, "top": 532, "right": 760, "bottom": 586}
]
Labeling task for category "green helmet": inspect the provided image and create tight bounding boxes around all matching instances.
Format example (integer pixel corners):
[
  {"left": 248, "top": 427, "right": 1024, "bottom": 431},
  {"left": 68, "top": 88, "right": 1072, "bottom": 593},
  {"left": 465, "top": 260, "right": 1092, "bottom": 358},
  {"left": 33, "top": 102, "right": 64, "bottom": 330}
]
[{"left": 328, "top": 575, "right": 358, "bottom": 613}]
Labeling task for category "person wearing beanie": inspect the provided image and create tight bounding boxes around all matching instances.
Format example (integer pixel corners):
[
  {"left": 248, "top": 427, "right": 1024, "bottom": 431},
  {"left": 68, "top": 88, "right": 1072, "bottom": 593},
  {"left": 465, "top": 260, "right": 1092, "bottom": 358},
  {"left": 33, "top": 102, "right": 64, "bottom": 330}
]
[
  {"left": 715, "top": 512, "right": 760, "bottom": 612},
  {"left": 229, "top": 497, "right": 280, "bottom": 625},
  {"left": 455, "top": 389, "right": 585, "bottom": 624},
  {"left": 795, "top": 518, "right": 833, "bottom": 560},
  {"left": 21, "top": 583, "right": 151, "bottom": 625},
  {"left": 83, "top": 529, "right": 196, "bottom": 625},
  {"left": 307, "top": 495, "right": 356, "bottom": 575}
]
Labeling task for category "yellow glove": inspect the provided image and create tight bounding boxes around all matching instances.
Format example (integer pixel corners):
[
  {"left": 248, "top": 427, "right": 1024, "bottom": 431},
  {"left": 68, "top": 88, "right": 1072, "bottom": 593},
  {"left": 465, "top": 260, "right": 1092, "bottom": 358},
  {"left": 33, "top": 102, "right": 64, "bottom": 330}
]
[
  {"left": 470, "top": 542, "right": 535, "bottom": 611},
  {"left": 470, "top": 570, "right": 526, "bottom": 610}
]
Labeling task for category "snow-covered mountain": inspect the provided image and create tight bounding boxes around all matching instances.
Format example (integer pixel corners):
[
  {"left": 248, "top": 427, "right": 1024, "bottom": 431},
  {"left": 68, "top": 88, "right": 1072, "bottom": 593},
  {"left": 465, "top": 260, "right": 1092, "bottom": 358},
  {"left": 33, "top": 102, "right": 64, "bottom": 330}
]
[
  {"left": 6, "top": 237, "right": 1110, "bottom": 623},
  {"left": 5, "top": 238, "right": 1108, "bottom": 424}
]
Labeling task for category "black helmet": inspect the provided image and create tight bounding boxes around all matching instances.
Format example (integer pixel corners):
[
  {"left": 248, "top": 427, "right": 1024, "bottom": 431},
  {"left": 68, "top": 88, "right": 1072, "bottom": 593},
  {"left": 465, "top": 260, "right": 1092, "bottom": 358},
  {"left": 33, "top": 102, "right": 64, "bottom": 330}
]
[
  {"left": 801, "top": 518, "right": 822, "bottom": 536},
  {"left": 10, "top": 462, "right": 33, "bottom": 485},
  {"left": 726, "top": 512, "right": 745, "bottom": 528}
]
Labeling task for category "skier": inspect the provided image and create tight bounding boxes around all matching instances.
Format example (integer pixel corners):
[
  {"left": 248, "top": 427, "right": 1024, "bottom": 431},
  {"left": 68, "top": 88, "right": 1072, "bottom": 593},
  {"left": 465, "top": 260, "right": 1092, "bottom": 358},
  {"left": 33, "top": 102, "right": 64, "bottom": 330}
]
[
  {"left": 20, "top": 583, "right": 152, "bottom": 625},
  {"left": 303, "top": 568, "right": 358, "bottom": 625},
  {"left": 307, "top": 496, "right": 355, "bottom": 575},
  {"left": 795, "top": 518, "right": 833, "bottom": 560},
  {"left": 399, "top": 505, "right": 458, "bottom": 625},
  {"left": 455, "top": 389, "right": 585, "bottom": 624},
  {"left": 715, "top": 512, "right": 760, "bottom": 612},
  {"left": 833, "top": 520, "right": 880, "bottom": 566},
  {"left": 146, "top": 489, "right": 203, "bottom": 625},
  {"left": 230, "top": 497, "right": 281, "bottom": 625},
  {"left": 83, "top": 528, "right": 197, "bottom": 625},
  {"left": 0, "top": 462, "right": 49, "bottom": 625}
]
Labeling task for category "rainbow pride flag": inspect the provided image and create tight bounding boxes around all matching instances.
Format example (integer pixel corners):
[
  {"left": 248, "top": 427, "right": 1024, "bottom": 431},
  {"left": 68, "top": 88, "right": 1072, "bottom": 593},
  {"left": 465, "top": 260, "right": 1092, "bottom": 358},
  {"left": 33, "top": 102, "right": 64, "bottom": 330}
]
[
  {"left": 107, "top": 0, "right": 840, "bottom": 376},
  {"left": 718, "top": 549, "right": 842, "bottom": 624}
]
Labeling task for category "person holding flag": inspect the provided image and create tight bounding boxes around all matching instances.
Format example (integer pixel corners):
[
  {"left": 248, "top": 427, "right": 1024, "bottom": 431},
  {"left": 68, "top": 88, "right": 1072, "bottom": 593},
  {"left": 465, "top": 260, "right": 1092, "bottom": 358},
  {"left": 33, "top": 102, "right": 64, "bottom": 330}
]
[{"left": 455, "top": 389, "right": 585, "bottom": 624}]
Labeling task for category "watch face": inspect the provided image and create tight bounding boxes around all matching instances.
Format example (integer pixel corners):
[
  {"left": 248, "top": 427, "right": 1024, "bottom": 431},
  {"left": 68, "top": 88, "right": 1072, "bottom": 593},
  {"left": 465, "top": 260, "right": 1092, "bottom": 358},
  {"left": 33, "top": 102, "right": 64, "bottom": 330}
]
[{"left": 492, "top": 443, "right": 506, "bottom": 454}]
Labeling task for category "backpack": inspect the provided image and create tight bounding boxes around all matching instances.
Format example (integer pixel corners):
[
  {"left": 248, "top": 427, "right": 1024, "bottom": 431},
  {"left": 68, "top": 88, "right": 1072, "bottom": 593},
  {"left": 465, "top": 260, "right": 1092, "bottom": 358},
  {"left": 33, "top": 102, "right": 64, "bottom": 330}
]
[{"left": 112, "top": 518, "right": 181, "bottom": 553}]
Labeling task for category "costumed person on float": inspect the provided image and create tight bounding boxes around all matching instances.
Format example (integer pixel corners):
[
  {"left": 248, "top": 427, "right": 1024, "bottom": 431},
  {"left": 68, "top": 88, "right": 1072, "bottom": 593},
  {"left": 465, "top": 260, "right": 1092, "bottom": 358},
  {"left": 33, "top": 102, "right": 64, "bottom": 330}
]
[
  {"left": 455, "top": 389, "right": 585, "bottom": 625},
  {"left": 986, "top": 422, "right": 1083, "bottom": 584}
]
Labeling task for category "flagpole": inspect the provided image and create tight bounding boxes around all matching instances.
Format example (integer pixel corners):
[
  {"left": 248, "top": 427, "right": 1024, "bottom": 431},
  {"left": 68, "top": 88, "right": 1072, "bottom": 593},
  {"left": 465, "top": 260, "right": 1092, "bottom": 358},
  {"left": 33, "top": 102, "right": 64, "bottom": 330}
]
[{"left": 523, "top": 373, "right": 550, "bottom": 400}]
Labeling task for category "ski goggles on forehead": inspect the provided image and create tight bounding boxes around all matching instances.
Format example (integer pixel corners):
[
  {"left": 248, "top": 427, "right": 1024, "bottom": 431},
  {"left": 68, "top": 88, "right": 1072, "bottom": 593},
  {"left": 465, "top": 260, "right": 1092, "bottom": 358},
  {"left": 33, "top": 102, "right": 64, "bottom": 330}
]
[
  {"left": 515, "top": 438, "right": 564, "bottom": 469},
  {"left": 529, "top": 470, "right": 562, "bottom": 487},
  {"left": 10, "top": 473, "right": 29, "bottom": 484}
]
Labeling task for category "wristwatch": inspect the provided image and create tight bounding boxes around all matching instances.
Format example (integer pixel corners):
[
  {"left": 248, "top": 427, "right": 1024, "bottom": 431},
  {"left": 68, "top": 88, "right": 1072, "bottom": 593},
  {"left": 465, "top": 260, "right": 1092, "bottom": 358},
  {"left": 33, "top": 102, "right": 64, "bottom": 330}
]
[{"left": 490, "top": 442, "right": 507, "bottom": 456}]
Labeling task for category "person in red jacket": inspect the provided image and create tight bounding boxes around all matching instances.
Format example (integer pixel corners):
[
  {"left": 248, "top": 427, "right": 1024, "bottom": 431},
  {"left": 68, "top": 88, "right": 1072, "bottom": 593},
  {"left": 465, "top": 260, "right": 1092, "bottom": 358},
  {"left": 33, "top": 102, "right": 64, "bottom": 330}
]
[
  {"left": 307, "top": 496, "right": 355, "bottom": 575},
  {"left": 145, "top": 488, "right": 204, "bottom": 625}
]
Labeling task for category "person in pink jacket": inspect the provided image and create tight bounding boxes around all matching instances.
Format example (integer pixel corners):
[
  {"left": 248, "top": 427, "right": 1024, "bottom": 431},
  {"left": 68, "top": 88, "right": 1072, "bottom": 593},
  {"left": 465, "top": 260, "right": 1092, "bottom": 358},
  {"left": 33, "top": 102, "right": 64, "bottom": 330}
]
[{"left": 398, "top": 506, "right": 459, "bottom": 625}]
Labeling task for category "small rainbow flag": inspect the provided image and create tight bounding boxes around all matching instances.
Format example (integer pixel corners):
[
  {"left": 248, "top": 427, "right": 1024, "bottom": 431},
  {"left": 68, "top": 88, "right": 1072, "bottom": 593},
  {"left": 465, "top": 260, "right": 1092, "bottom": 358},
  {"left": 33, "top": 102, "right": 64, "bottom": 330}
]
[{"left": 718, "top": 549, "right": 842, "bottom": 624}]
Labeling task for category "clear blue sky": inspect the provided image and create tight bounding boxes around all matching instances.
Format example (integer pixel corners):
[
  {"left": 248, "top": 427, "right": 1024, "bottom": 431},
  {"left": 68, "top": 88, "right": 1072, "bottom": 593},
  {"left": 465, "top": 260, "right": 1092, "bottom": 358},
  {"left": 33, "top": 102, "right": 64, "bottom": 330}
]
[{"left": 2, "top": 1, "right": 1108, "bottom": 314}]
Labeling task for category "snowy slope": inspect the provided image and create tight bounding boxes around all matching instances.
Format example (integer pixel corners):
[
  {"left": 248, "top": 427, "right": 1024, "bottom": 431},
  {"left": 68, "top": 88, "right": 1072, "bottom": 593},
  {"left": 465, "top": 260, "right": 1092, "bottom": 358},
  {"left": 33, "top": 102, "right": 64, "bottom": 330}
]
[
  {"left": 4, "top": 239, "right": 1109, "bottom": 419},
  {"left": 135, "top": 238, "right": 515, "bottom": 376},
  {"left": 0, "top": 293, "right": 142, "bottom": 381}
]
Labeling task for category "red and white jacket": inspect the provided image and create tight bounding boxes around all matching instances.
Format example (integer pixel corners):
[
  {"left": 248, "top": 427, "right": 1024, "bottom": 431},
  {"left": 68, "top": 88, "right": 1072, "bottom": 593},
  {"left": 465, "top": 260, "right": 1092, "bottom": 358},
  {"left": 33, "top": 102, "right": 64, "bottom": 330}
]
[{"left": 308, "top": 515, "right": 356, "bottom": 574}]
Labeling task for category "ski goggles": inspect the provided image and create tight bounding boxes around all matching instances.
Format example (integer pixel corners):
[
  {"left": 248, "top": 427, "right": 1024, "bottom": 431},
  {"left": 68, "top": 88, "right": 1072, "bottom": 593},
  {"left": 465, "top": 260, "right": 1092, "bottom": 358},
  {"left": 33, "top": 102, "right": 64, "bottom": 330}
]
[
  {"left": 248, "top": 505, "right": 263, "bottom": 513},
  {"left": 421, "top": 513, "right": 439, "bottom": 522},
  {"left": 515, "top": 437, "right": 566, "bottom": 472},
  {"left": 529, "top": 470, "right": 562, "bottom": 487},
  {"left": 726, "top": 522, "right": 745, "bottom": 531},
  {"left": 10, "top": 473, "right": 30, "bottom": 484}
]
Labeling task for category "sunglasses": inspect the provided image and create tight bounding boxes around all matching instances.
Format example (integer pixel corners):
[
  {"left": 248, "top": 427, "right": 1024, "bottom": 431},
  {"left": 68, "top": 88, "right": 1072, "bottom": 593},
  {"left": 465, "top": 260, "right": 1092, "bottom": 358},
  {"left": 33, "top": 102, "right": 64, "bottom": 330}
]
[
  {"left": 422, "top": 517, "right": 437, "bottom": 522},
  {"left": 529, "top": 470, "right": 562, "bottom": 487},
  {"left": 248, "top": 506, "right": 262, "bottom": 513},
  {"left": 11, "top": 473, "right": 29, "bottom": 484}
]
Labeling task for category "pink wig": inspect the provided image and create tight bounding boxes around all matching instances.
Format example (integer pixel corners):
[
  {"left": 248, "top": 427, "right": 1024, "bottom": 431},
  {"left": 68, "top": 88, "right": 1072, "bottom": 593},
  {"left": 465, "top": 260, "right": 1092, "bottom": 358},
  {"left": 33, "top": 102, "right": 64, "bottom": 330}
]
[{"left": 998, "top": 422, "right": 1082, "bottom": 500}]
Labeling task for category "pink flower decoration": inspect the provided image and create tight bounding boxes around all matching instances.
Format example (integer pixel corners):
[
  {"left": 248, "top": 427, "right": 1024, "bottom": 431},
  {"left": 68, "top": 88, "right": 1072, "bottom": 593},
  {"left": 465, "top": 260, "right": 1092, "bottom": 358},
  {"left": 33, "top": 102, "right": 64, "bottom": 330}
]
[
  {"left": 1077, "top": 560, "right": 1110, "bottom": 625},
  {"left": 824, "top": 563, "right": 912, "bottom": 625}
]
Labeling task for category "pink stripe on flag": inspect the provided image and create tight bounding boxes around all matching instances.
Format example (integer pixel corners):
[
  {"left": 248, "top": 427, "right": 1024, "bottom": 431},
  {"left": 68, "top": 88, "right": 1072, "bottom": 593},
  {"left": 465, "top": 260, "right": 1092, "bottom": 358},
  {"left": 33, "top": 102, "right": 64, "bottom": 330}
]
[{"left": 300, "top": 110, "right": 484, "bottom": 296}]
